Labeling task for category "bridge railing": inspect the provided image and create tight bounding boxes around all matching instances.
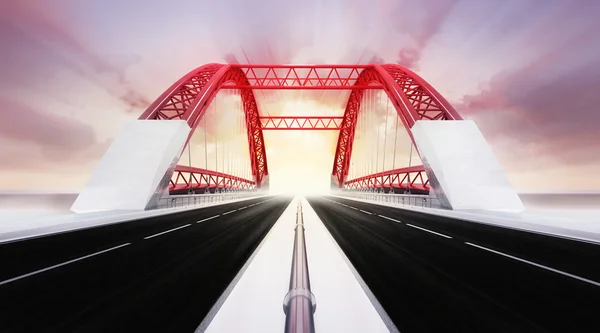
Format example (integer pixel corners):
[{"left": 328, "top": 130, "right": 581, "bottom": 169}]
[
  {"left": 338, "top": 191, "right": 444, "bottom": 209},
  {"left": 155, "top": 192, "right": 262, "bottom": 209}
]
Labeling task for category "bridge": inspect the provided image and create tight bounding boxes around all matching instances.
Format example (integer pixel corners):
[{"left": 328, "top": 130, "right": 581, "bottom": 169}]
[
  {"left": 70, "top": 63, "right": 522, "bottom": 212},
  {"left": 1, "top": 64, "right": 598, "bottom": 333}
]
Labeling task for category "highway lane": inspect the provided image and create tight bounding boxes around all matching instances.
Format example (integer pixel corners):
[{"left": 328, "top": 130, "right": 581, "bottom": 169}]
[
  {"left": 308, "top": 196, "right": 600, "bottom": 333},
  {"left": 0, "top": 195, "right": 292, "bottom": 333}
]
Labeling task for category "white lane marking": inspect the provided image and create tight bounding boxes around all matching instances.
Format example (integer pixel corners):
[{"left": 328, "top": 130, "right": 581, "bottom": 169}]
[
  {"left": 359, "top": 209, "right": 373, "bottom": 215},
  {"left": 465, "top": 242, "right": 600, "bottom": 287},
  {"left": 248, "top": 204, "right": 255, "bottom": 207},
  {"left": 0, "top": 243, "right": 131, "bottom": 287},
  {"left": 144, "top": 224, "right": 191, "bottom": 240},
  {"left": 197, "top": 215, "right": 220, "bottom": 223},
  {"left": 341, "top": 203, "right": 348, "bottom": 207},
  {"left": 406, "top": 224, "right": 453, "bottom": 239},
  {"left": 223, "top": 210, "right": 237, "bottom": 215},
  {"left": 239, "top": 206, "right": 247, "bottom": 210},
  {"left": 349, "top": 206, "right": 358, "bottom": 210},
  {"left": 378, "top": 215, "right": 402, "bottom": 223}
]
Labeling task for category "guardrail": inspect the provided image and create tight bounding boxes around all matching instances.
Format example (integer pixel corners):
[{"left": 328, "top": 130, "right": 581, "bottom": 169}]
[
  {"left": 338, "top": 191, "right": 443, "bottom": 209},
  {"left": 155, "top": 192, "right": 263, "bottom": 209}
]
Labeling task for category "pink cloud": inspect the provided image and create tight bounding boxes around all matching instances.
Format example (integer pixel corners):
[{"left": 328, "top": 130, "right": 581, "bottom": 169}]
[
  {"left": 396, "top": 48, "right": 420, "bottom": 69},
  {"left": 391, "top": 0, "right": 459, "bottom": 69},
  {"left": 0, "top": 99, "right": 96, "bottom": 151},
  {"left": 0, "top": 1, "right": 150, "bottom": 114},
  {"left": 457, "top": 30, "right": 600, "bottom": 168},
  {"left": 121, "top": 89, "right": 152, "bottom": 113},
  {"left": 0, "top": 98, "right": 111, "bottom": 171}
]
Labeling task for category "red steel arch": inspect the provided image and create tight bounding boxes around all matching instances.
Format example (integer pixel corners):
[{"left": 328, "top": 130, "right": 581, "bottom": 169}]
[
  {"left": 331, "top": 64, "right": 463, "bottom": 187},
  {"left": 138, "top": 63, "right": 460, "bottom": 191},
  {"left": 139, "top": 64, "right": 268, "bottom": 188}
]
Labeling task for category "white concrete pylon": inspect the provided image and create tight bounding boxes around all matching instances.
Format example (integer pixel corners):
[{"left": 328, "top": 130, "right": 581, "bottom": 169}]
[
  {"left": 71, "top": 120, "right": 191, "bottom": 213},
  {"left": 411, "top": 120, "right": 524, "bottom": 211}
]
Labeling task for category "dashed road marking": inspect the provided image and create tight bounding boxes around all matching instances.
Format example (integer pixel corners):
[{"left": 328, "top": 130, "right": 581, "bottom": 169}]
[
  {"left": 378, "top": 215, "right": 402, "bottom": 223},
  {"left": 144, "top": 224, "right": 191, "bottom": 240},
  {"left": 197, "top": 215, "right": 220, "bottom": 223},
  {"left": 0, "top": 243, "right": 131, "bottom": 287},
  {"left": 406, "top": 224, "right": 453, "bottom": 239},
  {"left": 465, "top": 242, "right": 600, "bottom": 287},
  {"left": 223, "top": 210, "right": 237, "bottom": 215}
]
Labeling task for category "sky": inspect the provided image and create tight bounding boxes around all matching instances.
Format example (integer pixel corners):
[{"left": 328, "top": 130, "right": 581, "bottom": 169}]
[{"left": 0, "top": 0, "right": 599, "bottom": 192}]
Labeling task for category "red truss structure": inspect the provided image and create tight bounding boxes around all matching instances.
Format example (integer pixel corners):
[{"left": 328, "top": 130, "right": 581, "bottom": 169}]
[
  {"left": 139, "top": 64, "right": 268, "bottom": 189},
  {"left": 229, "top": 65, "right": 380, "bottom": 89},
  {"left": 344, "top": 166, "right": 430, "bottom": 192},
  {"left": 170, "top": 166, "right": 255, "bottom": 192},
  {"left": 139, "top": 64, "right": 462, "bottom": 191},
  {"left": 332, "top": 64, "right": 462, "bottom": 187},
  {"left": 260, "top": 116, "right": 346, "bottom": 130}
]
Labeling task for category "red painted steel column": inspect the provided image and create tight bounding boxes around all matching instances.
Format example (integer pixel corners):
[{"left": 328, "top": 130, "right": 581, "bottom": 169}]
[{"left": 283, "top": 201, "right": 316, "bottom": 333}]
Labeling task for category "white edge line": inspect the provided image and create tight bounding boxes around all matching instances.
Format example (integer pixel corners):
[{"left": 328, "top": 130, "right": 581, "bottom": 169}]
[
  {"left": 0, "top": 243, "right": 131, "bottom": 287},
  {"left": 359, "top": 209, "right": 373, "bottom": 215},
  {"left": 144, "top": 224, "right": 191, "bottom": 240},
  {"left": 406, "top": 223, "right": 453, "bottom": 239},
  {"left": 197, "top": 215, "right": 220, "bottom": 223},
  {"left": 222, "top": 210, "right": 237, "bottom": 215},
  {"left": 465, "top": 242, "right": 600, "bottom": 287},
  {"left": 378, "top": 215, "right": 402, "bottom": 223}
]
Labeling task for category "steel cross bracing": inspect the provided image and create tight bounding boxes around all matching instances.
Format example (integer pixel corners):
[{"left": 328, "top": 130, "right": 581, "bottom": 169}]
[
  {"left": 343, "top": 166, "right": 430, "bottom": 192},
  {"left": 139, "top": 63, "right": 462, "bottom": 192},
  {"left": 259, "top": 116, "right": 346, "bottom": 130},
  {"left": 170, "top": 166, "right": 255, "bottom": 192},
  {"left": 225, "top": 65, "right": 379, "bottom": 90}
]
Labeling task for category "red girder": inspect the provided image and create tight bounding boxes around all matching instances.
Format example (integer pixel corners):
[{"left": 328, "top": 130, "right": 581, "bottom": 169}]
[
  {"left": 260, "top": 116, "right": 346, "bottom": 130},
  {"left": 137, "top": 63, "right": 461, "bottom": 191},
  {"left": 170, "top": 165, "right": 255, "bottom": 191},
  {"left": 344, "top": 166, "right": 430, "bottom": 191},
  {"left": 331, "top": 64, "right": 462, "bottom": 187}
]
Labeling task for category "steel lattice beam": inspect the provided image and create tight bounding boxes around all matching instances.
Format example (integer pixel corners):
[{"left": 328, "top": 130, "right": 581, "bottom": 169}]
[
  {"left": 227, "top": 64, "right": 380, "bottom": 90},
  {"left": 170, "top": 165, "right": 255, "bottom": 191},
  {"left": 344, "top": 166, "right": 430, "bottom": 191},
  {"left": 259, "top": 116, "right": 346, "bottom": 130}
]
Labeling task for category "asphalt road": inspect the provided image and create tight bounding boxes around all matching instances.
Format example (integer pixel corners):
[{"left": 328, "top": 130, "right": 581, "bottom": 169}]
[
  {"left": 0, "top": 195, "right": 292, "bottom": 333},
  {"left": 307, "top": 196, "right": 600, "bottom": 333}
]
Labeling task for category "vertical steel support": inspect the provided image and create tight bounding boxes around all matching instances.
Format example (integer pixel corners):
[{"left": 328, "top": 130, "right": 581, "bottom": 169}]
[
  {"left": 188, "top": 141, "right": 193, "bottom": 193},
  {"left": 283, "top": 201, "right": 316, "bottom": 333}
]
